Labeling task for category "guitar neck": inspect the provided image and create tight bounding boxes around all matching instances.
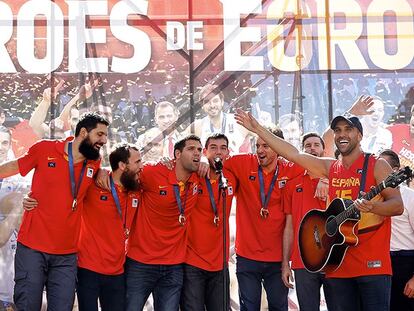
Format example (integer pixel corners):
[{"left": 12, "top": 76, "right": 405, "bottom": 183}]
[{"left": 337, "top": 181, "right": 386, "bottom": 223}]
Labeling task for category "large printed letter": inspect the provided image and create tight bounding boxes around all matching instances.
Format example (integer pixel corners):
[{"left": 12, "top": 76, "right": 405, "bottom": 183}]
[
  {"left": 222, "top": 0, "right": 264, "bottom": 71},
  {"left": 316, "top": 0, "right": 368, "bottom": 70},
  {"left": 367, "top": 0, "right": 414, "bottom": 70},
  {"left": 67, "top": 0, "right": 108, "bottom": 73},
  {"left": 267, "top": 0, "right": 313, "bottom": 71},
  {"left": 17, "top": 0, "right": 64, "bottom": 73},
  {"left": 0, "top": 1, "right": 16, "bottom": 72},
  {"left": 111, "top": 0, "right": 151, "bottom": 73}
]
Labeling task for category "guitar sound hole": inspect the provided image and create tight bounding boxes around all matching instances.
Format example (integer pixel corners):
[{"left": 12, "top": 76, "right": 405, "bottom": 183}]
[{"left": 326, "top": 216, "right": 338, "bottom": 237}]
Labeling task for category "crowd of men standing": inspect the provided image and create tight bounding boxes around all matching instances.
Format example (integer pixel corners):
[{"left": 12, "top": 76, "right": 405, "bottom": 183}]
[{"left": 0, "top": 85, "right": 413, "bottom": 311}]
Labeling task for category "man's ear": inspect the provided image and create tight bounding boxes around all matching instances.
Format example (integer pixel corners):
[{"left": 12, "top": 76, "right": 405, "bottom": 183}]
[
  {"left": 174, "top": 149, "right": 180, "bottom": 160},
  {"left": 79, "top": 127, "right": 88, "bottom": 138},
  {"left": 118, "top": 161, "right": 127, "bottom": 171}
]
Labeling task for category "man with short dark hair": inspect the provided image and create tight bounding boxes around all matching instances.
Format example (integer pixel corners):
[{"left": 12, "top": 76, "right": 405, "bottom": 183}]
[
  {"left": 223, "top": 126, "right": 304, "bottom": 311},
  {"left": 235, "top": 109, "right": 403, "bottom": 311},
  {"left": 281, "top": 132, "right": 335, "bottom": 311},
  {"left": 0, "top": 112, "right": 109, "bottom": 311},
  {"left": 180, "top": 133, "right": 237, "bottom": 311},
  {"left": 126, "top": 135, "right": 202, "bottom": 311}
]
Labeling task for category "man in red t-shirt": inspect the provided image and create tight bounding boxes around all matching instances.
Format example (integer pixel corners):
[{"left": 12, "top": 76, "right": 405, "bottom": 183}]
[
  {"left": 180, "top": 133, "right": 237, "bottom": 311},
  {"left": 0, "top": 112, "right": 109, "bottom": 311},
  {"left": 235, "top": 109, "right": 403, "bottom": 311},
  {"left": 76, "top": 144, "right": 142, "bottom": 311},
  {"left": 281, "top": 133, "right": 335, "bottom": 311},
  {"left": 125, "top": 135, "right": 202, "bottom": 311},
  {"left": 223, "top": 126, "right": 303, "bottom": 311}
]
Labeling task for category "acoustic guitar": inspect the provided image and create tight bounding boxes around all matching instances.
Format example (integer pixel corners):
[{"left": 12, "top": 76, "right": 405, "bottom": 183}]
[{"left": 298, "top": 166, "right": 412, "bottom": 273}]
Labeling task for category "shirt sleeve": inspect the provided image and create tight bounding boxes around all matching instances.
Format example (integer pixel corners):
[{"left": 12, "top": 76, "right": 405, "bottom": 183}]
[
  {"left": 403, "top": 188, "right": 414, "bottom": 231},
  {"left": 17, "top": 141, "right": 42, "bottom": 176},
  {"left": 282, "top": 181, "right": 293, "bottom": 215}
]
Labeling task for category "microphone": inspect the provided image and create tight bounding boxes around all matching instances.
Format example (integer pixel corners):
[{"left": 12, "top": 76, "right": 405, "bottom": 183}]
[{"left": 214, "top": 157, "right": 223, "bottom": 173}]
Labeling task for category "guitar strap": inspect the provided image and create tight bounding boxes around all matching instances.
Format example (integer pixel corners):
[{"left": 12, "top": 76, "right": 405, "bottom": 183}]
[{"left": 358, "top": 153, "right": 371, "bottom": 199}]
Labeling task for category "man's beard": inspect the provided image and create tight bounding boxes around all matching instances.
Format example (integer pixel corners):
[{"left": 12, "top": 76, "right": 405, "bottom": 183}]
[
  {"left": 79, "top": 136, "right": 100, "bottom": 160},
  {"left": 120, "top": 169, "right": 140, "bottom": 191}
]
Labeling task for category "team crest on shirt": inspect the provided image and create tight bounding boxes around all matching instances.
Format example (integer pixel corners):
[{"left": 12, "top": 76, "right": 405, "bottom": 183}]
[
  {"left": 357, "top": 169, "right": 363, "bottom": 174},
  {"left": 278, "top": 180, "right": 287, "bottom": 188},
  {"left": 48, "top": 162, "right": 56, "bottom": 168},
  {"left": 86, "top": 167, "right": 94, "bottom": 178},
  {"left": 296, "top": 187, "right": 303, "bottom": 193},
  {"left": 228, "top": 186, "right": 233, "bottom": 195},
  {"left": 198, "top": 188, "right": 203, "bottom": 194},
  {"left": 132, "top": 198, "right": 139, "bottom": 208},
  {"left": 160, "top": 190, "right": 167, "bottom": 196},
  {"left": 249, "top": 175, "right": 256, "bottom": 181},
  {"left": 192, "top": 185, "right": 198, "bottom": 195},
  {"left": 100, "top": 195, "right": 108, "bottom": 201}
]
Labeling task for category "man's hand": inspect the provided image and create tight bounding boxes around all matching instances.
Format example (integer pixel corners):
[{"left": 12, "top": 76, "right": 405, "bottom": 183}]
[
  {"left": 234, "top": 108, "right": 261, "bottom": 133},
  {"left": 354, "top": 192, "right": 375, "bottom": 213},
  {"left": 23, "top": 192, "right": 38, "bottom": 211},
  {"left": 314, "top": 178, "right": 329, "bottom": 201},
  {"left": 159, "top": 157, "right": 174, "bottom": 170},
  {"left": 404, "top": 276, "right": 414, "bottom": 298},
  {"left": 95, "top": 168, "right": 111, "bottom": 191},
  {"left": 281, "top": 262, "right": 294, "bottom": 289},
  {"left": 197, "top": 162, "right": 210, "bottom": 179},
  {"left": 78, "top": 79, "right": 99, "bottom": 102},
  {"left": 348, "top": 95, "right": 375, "bottom": 116},
  {"left": 42, "top": 79, "right": 65, "bottom": 103}
]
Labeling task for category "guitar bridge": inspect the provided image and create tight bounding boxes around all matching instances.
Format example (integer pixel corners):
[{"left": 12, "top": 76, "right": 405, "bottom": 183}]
[{"left": 313, "top": 225, "right": 322, "bottom": 249}]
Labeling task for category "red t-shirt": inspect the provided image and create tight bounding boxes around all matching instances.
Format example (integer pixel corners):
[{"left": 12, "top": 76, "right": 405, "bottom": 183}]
[
  {"left": 127, "top": 163, "right": 200, "bottom": 265},
  {"left": 78, "top": 181, "right": 140, "bottom": 275},
  {"left": 388, "top": 124, "right": 414, "bottom": 171},
  {"left": 225, "top": 154, "right": 303, "bottom": 262},
  {"left": 17, "top": 137, "right": 100, "bottom": 254},
  {"left": 327, "top": 153, "right": 392, "bottom": 278},
  {"left": 186, "top": 168, "right": 237, "bottom": 271},
  {"left": 282, "top": 173, "right": 326, "bottom": 269}
]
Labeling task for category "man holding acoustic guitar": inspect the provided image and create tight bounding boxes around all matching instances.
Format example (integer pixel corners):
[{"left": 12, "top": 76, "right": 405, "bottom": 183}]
[{"left": 234, "top": 109, "right": 403, "bottom": 311}]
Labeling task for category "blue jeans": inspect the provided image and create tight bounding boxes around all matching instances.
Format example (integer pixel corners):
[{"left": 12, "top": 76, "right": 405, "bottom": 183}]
[
  {"left": 125, "top": 257, "right": 183, "bottom": 311},
  {"left": 236, "top": 255, "right": 288, "bottom": 311},
  {"left": 13, "top": 242, "right": 77, "bottom": 311},
  {"left": 294, "top": 269, "right": 336, "bottom": 311},
  {"left": 327, "top": 275, "right": 391, "bottom": 311},
  {"left": 76, "top": 267, "right": 125, "bottom": 311},
  {"left": 180, "top": 264, "right": 229, "bottom": 311}
]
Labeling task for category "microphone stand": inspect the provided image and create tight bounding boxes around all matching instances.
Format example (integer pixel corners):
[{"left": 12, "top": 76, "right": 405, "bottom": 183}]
[{"left": 216, "top": 166, "right": 228, "bottom": 311}]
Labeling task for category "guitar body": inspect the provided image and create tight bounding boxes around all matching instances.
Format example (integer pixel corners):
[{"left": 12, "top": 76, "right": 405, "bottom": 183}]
[
  {"left": 358, "top": 195, "right": 384, "bottom": 233},
  {"left": 298, "top": 198, "right": 359, "bottom": 273}
]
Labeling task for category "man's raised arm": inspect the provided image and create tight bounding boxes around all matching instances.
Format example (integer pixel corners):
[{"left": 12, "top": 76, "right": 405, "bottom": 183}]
[{"left": 234, "top": 108, "right": 333, "bottom": 178}]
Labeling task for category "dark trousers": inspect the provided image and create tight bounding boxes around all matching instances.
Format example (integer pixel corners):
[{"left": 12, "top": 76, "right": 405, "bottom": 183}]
[
  {"left": 76, "top": 267, "right": 125, "bottom": 311},
  {"left": 125, "top": 257, "right": 183, "bottom": 311},
  {"left": 236, "top": 255, "right": 288, "bottom": 311},
  {"left": 180, "top": 264, "right": 229, "bottom": 311},
  {"left": 13, "top": 242, "right": 77, "bottom": 311},
  {"left": 294, "top": 269, "right": 336, "bottom": 311},
  {"left": 391, "top": 253, "right": 414, "bottom": 311},
  {"left": 327, "top": 275, "right": 391, "bottom": 311}
]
